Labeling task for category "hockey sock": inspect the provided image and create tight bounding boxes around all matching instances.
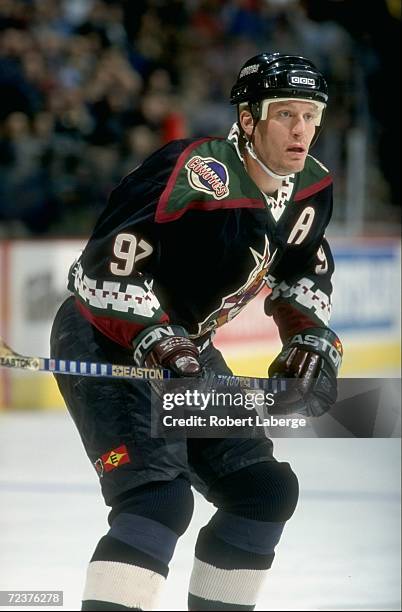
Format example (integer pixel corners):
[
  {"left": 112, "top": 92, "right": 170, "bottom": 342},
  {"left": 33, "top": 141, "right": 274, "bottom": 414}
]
[
  {"left": 188, "top": 512, "right": 283, "bottom": 610},
  {"left": 82, "top": 477, "right": 194, "bottom": 611},
  {"left": 188, "top": 462, "right": 299, "bottom": 610}
]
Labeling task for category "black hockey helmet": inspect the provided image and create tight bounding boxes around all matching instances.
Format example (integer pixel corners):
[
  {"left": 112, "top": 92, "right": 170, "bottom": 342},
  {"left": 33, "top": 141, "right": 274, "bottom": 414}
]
[{"left": 230, "top": 53, "right": 328, "bottom": 127}]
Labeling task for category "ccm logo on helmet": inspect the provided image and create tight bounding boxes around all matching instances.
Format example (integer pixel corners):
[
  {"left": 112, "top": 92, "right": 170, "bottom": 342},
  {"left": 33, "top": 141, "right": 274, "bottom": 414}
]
[
  {"left": 290, "top": 76, "right": 316, "bottom": 86},
  {"left": 290, "top": 333, "right": 342, "bottom": 370}
]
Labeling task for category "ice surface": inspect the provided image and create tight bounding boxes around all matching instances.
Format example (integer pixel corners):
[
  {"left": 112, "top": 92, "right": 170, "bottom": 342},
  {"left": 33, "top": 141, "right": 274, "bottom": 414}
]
[{"left": 0, "top": 412, "right": 400, "bottom": 611}]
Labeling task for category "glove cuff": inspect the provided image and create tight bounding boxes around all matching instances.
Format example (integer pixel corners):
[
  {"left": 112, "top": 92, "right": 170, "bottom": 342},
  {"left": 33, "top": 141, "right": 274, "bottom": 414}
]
[
  {"left": 132, "top": 324, "right": 189, "bottom": 366},
  {"left": 285, "top": 327, "right": 343, "bottom": 375}
]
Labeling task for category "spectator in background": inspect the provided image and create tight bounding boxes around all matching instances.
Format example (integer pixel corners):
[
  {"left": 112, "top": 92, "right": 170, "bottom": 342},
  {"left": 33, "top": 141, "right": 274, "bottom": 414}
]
[{"left": 0, "top": 0, "right": 399, "bottom": 237}]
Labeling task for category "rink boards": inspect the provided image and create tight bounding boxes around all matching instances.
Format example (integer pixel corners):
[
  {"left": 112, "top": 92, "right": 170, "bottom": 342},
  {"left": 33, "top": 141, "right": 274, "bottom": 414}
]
[{"left": 0, "top": 238, "right": 400, "bottom": 409}]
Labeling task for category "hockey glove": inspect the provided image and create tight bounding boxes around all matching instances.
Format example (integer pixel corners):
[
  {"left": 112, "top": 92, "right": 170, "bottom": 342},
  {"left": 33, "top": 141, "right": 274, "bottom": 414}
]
[
  {"left": 268, "top": 327, "right": 343, "bottom": 417},
  {"left": 132, "top": 324, "right": 201, "bottom": 377}
]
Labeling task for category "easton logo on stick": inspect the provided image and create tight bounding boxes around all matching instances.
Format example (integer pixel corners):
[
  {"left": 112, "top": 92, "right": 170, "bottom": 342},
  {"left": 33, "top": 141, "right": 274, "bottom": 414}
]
[
  {"left": 111, "top": 364, "right": 165, "bottom": 379},
  {"left": 0, "top": 355, "right": 40, "bottom": 370},
  {"left": 185, "top": 156, "right": 229, "bottom": 200}
]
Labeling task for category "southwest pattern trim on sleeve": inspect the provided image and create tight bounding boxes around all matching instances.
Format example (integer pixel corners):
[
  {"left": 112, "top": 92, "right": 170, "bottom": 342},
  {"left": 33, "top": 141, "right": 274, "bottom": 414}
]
[
  {"left": 72, "top": 262, "right": 165, "bottom": 322},
  {"left": 266, "top": 274, "right": 331, "bottom": 326}
]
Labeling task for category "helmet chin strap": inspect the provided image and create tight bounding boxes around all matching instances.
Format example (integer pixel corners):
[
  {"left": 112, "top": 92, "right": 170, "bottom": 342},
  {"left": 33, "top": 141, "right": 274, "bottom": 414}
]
[{"left": 245, "top": 140, "right": 293, "bottom": 181}]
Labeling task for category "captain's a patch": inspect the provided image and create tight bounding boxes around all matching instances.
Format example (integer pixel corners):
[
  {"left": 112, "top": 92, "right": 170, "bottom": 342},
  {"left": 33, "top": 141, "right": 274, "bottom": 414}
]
[{"left": 185, "top": 156, "right": 229, "bottom": 200}]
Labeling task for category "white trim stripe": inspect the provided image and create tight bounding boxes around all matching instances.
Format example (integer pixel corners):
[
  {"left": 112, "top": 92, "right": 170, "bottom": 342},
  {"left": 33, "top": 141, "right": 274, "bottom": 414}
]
[
  {"left": 72, "top": 261, "right": 161, "bottom": 318},
  {"left": 82, "top": 561, "right": 165, "bottom": 610},
  {"left": 189, "top": 558, "right": 268, "bottom": 606},
  {"left": 266, "top": 274, "right": 331, "bottom": 325}
]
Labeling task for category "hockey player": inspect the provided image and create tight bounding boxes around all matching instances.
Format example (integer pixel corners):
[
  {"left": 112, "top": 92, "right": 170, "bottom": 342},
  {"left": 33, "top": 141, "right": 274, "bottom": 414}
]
[{"left": 51, "top": 53, "right": 343, "bottom": 611}]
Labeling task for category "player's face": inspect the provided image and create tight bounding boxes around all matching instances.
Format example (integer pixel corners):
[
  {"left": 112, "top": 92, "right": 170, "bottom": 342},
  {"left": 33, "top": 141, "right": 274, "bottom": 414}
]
[{"left": 254, "top": 100, "right": 318, "bottom": 174}]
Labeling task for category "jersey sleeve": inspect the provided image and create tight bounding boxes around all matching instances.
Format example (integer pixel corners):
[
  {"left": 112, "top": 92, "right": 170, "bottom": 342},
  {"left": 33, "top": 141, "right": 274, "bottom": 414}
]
[
  {"left": 265, "top": 238, "right": 335, "bottom": 342},
  {"left": 67, "top": 140, "right": 189, "bottom": 348},
  {"left": 264, "top": 170, "right": 335, "bottom": 343}
]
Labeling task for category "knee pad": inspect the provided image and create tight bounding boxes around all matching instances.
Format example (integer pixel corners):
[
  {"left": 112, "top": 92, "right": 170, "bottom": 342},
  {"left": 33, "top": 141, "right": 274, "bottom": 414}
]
[
  {"left": 109, "top": 475, "right": 194, "bottom": 536},
  {"left": 209, "top": 461, "right": 299, "bottom": 522}
]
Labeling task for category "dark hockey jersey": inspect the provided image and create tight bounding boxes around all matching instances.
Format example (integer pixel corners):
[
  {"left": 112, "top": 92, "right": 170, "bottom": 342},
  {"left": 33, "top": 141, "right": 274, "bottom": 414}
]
[{"left": 68, "top": 123, "right": 335, "bottom": 349}]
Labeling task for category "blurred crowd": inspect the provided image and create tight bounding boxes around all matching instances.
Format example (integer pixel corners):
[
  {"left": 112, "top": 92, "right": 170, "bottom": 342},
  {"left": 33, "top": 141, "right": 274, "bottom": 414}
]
[{"left": 0, "top": 0, "right": 399, "bottom": 236}]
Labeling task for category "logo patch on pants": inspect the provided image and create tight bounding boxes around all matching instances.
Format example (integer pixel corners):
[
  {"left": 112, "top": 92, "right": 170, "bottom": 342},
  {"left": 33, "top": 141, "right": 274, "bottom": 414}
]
[{"left": 99, "top": 444, "right": 131, "bottom": 473}]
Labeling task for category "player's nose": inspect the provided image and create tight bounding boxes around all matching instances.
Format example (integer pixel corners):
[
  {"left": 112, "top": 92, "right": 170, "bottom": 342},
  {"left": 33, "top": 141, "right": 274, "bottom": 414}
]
[{"left": 290, "top": 115, "right": 307, "bottom": 136}]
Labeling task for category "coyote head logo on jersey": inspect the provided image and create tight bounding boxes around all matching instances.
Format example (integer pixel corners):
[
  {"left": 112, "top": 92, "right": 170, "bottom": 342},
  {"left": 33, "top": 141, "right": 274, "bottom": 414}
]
[{"left": 194, "top": 235, "right": 276, "bottom": 337}]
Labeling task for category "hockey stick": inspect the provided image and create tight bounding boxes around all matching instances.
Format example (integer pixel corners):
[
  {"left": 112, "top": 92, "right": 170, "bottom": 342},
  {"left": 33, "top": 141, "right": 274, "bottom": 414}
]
[
  {"left": 0, "top": 337, "right": 280, "bottom": 390},
  {"left": 0, "top": 336, "right": 169, "bottom": 381}
]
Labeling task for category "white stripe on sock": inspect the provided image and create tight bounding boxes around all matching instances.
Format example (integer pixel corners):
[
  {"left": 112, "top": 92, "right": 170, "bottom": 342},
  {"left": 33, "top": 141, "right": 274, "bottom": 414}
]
[
  {"left": 189, "top": 558, "right": 268, "bottom": 606},
  {"left": 82, "top": 560, "right": 165, "bottom": 609}
]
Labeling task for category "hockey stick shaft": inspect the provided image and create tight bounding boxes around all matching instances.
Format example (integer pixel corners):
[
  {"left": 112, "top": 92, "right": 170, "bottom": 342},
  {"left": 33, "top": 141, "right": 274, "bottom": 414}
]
[
  {"left": 0, "top": 337, "right": 277, "bottom": 389},
  {"left": 0, "top": 336, "right": 169, "bottom": 381}
]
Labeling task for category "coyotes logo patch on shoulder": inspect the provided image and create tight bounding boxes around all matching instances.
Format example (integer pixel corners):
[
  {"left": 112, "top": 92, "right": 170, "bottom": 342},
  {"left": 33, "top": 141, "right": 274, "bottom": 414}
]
[{"left": 185, "top": 156, "right": 229, "bottom": 200}]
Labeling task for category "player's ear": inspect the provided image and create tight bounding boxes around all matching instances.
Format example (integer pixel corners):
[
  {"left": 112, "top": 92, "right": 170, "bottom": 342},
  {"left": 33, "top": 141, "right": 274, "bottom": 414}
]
[{"left": 239, "top": 109, "right": 254, "bottom": 138}]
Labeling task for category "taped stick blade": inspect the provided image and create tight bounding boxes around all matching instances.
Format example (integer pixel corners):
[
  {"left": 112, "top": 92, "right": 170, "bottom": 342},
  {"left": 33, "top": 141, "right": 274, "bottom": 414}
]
[
  {"left": 0, "top": 337, "right": 40, "bottom": 371},
  {"left": 0, "top": 337, "right": 17, "bottom": 358}
]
